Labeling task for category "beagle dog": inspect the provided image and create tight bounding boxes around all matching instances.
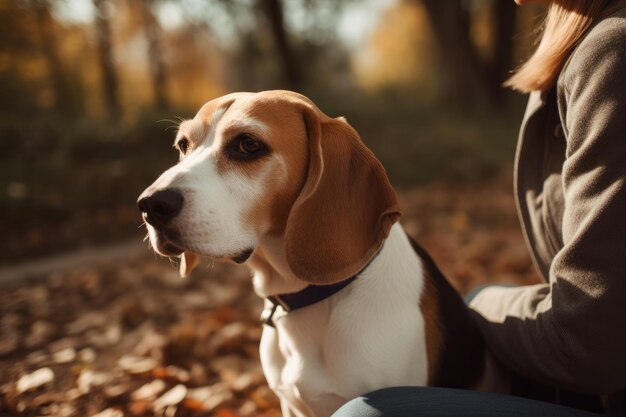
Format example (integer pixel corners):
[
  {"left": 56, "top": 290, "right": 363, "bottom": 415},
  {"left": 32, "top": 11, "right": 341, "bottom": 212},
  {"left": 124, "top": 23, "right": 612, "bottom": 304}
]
[{"left": 138, "top": 91, "right": 485, "bottom": 417}]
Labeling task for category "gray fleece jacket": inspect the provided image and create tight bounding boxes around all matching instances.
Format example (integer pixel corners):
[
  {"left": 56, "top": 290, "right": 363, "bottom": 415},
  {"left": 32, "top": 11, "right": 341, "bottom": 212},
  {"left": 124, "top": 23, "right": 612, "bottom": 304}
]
[{"left": 469, "top": 4, "right": 626, "bottom": 415}]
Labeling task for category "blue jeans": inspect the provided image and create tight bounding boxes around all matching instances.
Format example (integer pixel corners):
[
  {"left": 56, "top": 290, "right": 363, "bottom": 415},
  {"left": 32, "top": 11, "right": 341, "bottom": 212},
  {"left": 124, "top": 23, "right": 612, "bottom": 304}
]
[{"left": 332, "top": 387, "right": 606, "bottom": 417}]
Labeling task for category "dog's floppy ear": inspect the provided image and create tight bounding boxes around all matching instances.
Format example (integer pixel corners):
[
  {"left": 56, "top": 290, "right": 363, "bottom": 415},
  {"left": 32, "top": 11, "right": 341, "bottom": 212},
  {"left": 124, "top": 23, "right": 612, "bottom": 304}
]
[
  {"left": 284, "top": 109, "right": 401, "bottom": 284},
  {"left": 179, "top": 251, "right": 200, "bottom": 278}
]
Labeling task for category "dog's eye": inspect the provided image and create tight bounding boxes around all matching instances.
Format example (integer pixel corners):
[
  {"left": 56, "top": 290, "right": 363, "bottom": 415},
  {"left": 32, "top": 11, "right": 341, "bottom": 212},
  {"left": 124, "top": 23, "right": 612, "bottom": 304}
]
[
  {"left": 176, "top": 137, "right": 190, "bottom": 155},
  {"left": 227, "top": 134, "right": 268, "bottom": 161},
  {"left": 239, "top": 135, "right": 264, "bottom": 154}
]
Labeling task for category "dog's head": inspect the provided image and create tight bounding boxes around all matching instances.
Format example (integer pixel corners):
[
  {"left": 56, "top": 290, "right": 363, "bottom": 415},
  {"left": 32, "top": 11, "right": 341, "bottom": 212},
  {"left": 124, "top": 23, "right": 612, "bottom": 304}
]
[{"left": 138, "top": 90, "right": 400, "bottom": 283}]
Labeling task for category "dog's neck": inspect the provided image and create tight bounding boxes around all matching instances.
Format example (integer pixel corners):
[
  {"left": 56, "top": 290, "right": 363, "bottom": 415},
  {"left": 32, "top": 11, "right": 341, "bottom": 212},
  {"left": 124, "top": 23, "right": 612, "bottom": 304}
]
[
  {"left": 248, "top": 227, "right": 387, "bottom": 299},
  {"left": 248, "top": 235, "right": 309, "bottom": 298}
]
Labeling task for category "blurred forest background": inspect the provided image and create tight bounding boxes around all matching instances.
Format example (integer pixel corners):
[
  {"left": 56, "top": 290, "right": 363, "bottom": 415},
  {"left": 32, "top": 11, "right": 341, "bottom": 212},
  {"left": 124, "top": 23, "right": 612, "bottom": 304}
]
[{"left": 1, "top": 0, "right": 546, "bottom": 265}]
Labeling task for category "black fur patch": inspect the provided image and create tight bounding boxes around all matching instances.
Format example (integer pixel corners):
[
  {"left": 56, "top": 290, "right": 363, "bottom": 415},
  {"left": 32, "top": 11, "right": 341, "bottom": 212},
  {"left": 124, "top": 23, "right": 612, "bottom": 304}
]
[{"left": 409, "top": 237, "right": 485, "bottom": 388}]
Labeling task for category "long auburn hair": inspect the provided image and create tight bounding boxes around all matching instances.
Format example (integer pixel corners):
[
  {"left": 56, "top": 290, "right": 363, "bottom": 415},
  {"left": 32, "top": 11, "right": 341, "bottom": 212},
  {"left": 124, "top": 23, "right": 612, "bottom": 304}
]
[{"left": 505, "top": 0, "right": 622, "bottom": 93}]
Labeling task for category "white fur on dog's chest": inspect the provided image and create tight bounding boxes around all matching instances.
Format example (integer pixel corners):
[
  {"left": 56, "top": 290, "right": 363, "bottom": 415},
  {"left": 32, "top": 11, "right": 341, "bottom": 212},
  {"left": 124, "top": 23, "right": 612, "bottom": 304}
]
[{"left": 258, "top": 224, "right": 429, "bottom": 417}]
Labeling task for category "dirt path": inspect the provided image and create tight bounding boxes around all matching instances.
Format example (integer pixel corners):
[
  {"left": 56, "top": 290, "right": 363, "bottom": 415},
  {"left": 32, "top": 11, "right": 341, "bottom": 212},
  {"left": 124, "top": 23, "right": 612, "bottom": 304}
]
[{"left": 0, "top": 241, "right": 149, "bottom": 285}]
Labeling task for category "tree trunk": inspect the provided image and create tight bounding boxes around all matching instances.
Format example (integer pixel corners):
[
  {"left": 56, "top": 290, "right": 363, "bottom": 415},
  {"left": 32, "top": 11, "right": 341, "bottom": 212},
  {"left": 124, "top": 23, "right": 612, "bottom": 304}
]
[
  {"left": 260, "top": 0, "right": 302, "bottom": 90},
  {"left": 140, "top": 0, "right": 170, "bottom": 110},
  {"left": 419, "top": 0, "right": 491, "bottom": 108},
  {"left": 34, "top": 1, "right": 77, "bottom": 115},
  {"left": 94, "top": 0, "right": 121, "bottom": 120},
  {"left": 488, "top": 0, "right": 517, "bottom": 103}
]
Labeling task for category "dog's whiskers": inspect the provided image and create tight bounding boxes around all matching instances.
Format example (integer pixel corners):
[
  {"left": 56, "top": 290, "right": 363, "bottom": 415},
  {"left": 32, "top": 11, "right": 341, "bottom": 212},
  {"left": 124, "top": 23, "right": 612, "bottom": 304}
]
[
  {"left": 156, "top": 117, "right": 181, "bottom": 125},
  {"left": 142, "top": 234, "right": 158, "bottom": 260},
  {"left": 157, "top": 116, "right": 187, "bottom": 133}
]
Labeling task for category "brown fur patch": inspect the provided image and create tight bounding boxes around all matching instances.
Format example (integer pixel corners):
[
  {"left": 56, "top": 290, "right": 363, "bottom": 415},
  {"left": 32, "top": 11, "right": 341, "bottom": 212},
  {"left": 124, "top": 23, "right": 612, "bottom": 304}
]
[
  {"left": 283, "top": 113, "right": 401, "bottom": 284},
  {"left": 244, "top": 124, "right": 308, "bottom": 236},
  {"left": 212, "top": 95, "right": 311, "bottom": 238},
  {"left": 420, "top": 264, "right": 442, "bottom": 386}
]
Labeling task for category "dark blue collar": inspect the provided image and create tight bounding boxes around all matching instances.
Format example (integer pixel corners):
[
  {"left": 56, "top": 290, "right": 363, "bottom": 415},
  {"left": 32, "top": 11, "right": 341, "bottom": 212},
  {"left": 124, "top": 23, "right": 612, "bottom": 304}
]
[
  {"left": 261, "top": 244, "right": 384, "bottom": 327},
  {"left": 262, "top": 275, "right": 358, "bottom": 327}
]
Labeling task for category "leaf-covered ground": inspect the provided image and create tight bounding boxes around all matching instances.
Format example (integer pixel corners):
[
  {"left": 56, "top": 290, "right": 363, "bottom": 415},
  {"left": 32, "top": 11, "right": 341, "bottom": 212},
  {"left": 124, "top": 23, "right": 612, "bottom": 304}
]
[{"left": 0, "top": 175, "right": 539, "bottom": 417}]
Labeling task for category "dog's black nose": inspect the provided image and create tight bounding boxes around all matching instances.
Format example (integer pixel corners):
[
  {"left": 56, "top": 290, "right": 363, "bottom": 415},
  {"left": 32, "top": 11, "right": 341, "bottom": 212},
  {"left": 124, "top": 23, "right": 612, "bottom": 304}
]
[{"left": 137, "top": 189, "right": 183, "bottom": 225}]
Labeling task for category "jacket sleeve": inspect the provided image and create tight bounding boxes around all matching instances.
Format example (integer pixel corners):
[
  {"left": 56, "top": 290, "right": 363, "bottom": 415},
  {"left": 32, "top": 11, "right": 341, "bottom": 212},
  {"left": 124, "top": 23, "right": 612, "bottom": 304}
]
[{"left": 469, "top": 23, "right": 626, "bottom": 395}]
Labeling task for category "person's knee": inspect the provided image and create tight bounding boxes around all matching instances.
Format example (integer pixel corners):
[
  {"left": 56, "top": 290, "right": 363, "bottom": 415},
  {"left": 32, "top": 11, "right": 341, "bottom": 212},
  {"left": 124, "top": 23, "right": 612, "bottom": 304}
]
[
  {"left": 333, "top": 386, "right": 606, "bottom": 417},
  {"left": 333, "top": 395, "right": 381, "bottom": 417},
  {"left": 333, "top": 387, "right": 428, "bottom": 417}
]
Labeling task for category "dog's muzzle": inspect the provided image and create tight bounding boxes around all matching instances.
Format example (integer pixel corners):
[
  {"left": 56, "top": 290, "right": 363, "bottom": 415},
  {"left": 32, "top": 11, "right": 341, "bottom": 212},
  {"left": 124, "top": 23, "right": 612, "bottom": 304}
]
[{"left": 137, "top": 188, "right": 184, "bottom": 227}]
